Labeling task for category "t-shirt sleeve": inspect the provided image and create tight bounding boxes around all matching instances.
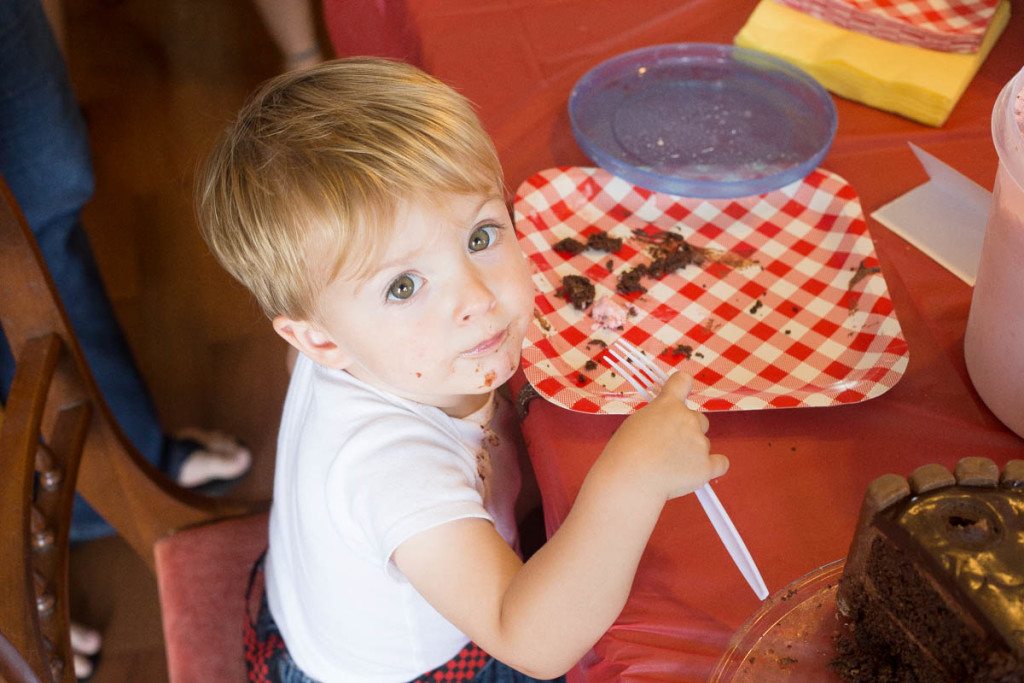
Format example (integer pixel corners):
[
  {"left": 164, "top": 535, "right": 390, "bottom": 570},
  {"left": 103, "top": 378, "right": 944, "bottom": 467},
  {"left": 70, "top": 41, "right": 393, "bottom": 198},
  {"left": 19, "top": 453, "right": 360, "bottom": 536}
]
[{"left": 325, "top": 413, "right": 492, "bottom": 578}]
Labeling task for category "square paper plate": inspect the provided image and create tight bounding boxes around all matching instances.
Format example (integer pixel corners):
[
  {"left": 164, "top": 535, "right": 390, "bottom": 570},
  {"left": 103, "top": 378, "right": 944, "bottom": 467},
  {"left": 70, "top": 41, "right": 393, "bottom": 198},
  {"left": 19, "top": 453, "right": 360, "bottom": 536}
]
[
  {"left": 775, "top": 0, "right": 999, "bottom": 53},
  {"left": 515, "top": 166, "right": 909, "bottom": 413}
]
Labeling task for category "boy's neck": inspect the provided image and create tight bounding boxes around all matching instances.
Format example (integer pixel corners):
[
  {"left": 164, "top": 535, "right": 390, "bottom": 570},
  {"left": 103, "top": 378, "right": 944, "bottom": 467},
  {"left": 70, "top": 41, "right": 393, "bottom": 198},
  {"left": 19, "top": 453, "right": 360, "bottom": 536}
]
[
  {"left": 327, "top": 361, "right": 493, "bottom": 419},
  {"left": 443, "top": 391, "right": 492, "bottom": 420}
]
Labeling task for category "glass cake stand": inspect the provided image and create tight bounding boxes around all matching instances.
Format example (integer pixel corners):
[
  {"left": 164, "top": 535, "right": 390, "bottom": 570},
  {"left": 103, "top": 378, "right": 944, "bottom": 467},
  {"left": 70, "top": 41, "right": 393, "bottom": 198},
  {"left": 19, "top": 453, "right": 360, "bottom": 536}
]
[{"left": 708, "top": 558, "right": 849, "bottom": 682}]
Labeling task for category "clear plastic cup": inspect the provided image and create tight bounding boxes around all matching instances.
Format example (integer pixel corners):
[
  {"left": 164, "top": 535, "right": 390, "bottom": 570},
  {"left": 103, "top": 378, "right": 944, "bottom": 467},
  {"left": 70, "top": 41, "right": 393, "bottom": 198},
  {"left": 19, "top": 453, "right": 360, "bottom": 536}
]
[{"left": 964, "top": 64, "right": 1024, "bottom": 439}]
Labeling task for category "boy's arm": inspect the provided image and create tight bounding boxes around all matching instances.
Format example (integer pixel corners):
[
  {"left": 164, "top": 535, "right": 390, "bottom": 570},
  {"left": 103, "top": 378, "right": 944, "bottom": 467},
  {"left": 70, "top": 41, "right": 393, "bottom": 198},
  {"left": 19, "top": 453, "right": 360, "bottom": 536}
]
[{"left": 393, "top": 372, "right": 727, "bottom": 679}]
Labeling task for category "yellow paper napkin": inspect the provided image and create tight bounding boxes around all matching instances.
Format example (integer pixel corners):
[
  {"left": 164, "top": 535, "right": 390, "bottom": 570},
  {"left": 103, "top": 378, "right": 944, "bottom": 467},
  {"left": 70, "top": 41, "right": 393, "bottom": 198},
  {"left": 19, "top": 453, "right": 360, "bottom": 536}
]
[{"left": 734, "top": 0, "right": 1010, "bottom": 126}]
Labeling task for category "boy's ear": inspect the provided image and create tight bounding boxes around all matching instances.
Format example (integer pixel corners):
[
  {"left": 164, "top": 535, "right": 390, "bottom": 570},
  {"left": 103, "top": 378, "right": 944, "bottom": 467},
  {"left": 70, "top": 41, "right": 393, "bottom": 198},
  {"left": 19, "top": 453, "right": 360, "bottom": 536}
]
[{"left": 272, "top": 316, "right": 352, "bottom": 370}]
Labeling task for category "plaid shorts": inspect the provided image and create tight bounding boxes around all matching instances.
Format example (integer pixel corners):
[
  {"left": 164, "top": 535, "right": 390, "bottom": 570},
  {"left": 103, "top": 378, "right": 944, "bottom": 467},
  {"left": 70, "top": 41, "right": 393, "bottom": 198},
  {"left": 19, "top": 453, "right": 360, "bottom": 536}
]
[{"left": 243, "top": 554, "right": 492, "bottom": 683}]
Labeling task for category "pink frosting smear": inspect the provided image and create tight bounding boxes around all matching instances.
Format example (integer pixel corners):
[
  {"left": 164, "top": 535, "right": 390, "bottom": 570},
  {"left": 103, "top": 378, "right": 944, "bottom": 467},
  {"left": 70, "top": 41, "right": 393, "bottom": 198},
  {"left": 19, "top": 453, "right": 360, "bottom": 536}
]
[{"left": 590, "top": 296, "right": 627, "bottom": 331}]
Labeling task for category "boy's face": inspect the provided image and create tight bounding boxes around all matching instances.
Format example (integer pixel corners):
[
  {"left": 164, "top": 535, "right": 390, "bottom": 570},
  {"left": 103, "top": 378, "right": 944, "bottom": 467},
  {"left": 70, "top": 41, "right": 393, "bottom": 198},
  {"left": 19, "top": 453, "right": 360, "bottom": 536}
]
[{"left": 278, "top": 192, "right": 535, "bottom": 418}]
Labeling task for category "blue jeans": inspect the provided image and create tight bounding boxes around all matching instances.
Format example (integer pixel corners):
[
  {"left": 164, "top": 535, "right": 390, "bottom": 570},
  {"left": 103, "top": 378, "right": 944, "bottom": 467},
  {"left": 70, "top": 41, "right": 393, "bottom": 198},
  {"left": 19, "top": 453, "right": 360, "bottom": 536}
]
[
  {"left": 0, "top": 0, "right": 167, "bottom": 541},
  {"left": 473, "top": 658, "right": 565, "bottom": 683}
]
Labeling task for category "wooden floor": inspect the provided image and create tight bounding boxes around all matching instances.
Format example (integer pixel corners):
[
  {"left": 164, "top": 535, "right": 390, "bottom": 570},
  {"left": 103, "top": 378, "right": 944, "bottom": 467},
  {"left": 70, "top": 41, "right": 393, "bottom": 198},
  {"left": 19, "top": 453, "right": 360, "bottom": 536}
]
[{"left": 61, "top": 0, "right": 303, "bottom": 679}]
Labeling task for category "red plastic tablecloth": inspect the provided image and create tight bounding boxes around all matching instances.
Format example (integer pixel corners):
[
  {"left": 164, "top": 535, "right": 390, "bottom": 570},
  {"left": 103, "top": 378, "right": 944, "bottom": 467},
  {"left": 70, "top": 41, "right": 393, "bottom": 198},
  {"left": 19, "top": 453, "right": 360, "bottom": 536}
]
[{"left": 325, "top": 1, "right": 1024, "bottom": 679}]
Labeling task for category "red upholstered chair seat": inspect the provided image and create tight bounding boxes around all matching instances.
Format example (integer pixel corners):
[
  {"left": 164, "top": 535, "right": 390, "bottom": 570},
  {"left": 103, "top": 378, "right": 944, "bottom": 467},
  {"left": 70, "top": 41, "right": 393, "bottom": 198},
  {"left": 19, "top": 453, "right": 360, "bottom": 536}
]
[{"left": 154, "top": 511, "right": 269, "bottom": 683}]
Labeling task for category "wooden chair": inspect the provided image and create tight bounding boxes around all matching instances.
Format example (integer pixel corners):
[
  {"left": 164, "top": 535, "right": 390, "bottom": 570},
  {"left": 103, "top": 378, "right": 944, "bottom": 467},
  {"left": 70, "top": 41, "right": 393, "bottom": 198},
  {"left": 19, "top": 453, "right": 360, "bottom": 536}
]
[{"left": 0, "top": 178, "right": 269, "bottom": 683}]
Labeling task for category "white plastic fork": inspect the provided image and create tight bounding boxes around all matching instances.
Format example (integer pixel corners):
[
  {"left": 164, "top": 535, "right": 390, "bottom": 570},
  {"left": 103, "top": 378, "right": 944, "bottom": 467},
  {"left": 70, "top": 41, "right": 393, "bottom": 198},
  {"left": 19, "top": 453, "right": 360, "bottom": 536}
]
[{"left": 604, "top": 338, "right": 770, "bottom": 601}]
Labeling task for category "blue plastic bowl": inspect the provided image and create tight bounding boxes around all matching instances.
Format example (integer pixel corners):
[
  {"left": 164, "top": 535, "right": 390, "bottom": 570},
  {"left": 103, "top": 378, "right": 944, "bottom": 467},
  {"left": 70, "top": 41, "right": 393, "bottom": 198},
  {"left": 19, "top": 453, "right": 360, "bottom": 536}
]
[{"left": 569, "top": 44, "right": 837, "bottom": 198}]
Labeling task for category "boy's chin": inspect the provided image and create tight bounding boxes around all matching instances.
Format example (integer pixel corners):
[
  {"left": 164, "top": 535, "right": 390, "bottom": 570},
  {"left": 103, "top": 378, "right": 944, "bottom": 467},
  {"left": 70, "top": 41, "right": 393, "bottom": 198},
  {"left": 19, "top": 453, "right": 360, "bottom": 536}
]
[
  {"left": 472, "top": 358, "right": 521, "bottom": 393},
  {"left": 495, "top": 351, "right": 524, "bottom": 383}
]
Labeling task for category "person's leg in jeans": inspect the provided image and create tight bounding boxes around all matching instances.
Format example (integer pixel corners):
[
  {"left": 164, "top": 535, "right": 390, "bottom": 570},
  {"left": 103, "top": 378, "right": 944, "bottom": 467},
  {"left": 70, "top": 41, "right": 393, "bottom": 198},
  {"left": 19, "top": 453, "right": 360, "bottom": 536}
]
[
  {"left": 0, "top": 0, "right": 166, "bottom": 542},
  {"left": 0, "top": 0, "right": 249, "bottom": 542}
]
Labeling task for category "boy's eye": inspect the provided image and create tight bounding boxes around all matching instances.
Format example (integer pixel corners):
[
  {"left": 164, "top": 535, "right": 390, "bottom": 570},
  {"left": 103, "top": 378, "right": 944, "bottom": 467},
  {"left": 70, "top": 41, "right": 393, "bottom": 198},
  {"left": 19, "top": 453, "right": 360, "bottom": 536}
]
[
  {"left": 386, "top": 273, "right": 421, "bottom": 301},
  {"left": 468, "top": 225, "right": 498, "bottom": 253}
]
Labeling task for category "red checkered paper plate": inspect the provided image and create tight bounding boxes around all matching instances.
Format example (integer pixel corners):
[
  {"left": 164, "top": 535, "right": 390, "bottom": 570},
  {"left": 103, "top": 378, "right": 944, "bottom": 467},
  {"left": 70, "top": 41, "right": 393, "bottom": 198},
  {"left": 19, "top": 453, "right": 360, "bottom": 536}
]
[
  {"left": 775, "top": 0, "right": 1000, "bottom": 53},
  {"left": 515, "top": 166, "right": 908, "bottom": 414}
]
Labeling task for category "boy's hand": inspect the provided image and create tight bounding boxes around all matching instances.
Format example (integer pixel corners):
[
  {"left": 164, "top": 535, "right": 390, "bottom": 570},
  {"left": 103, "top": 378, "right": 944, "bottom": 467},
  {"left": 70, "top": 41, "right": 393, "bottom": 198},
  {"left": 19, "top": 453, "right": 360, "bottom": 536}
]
[
  {"left": 601, "top": 371, "right": 728, "bottom": 501},
  {"left": 396, "top": 375, "right": 727, "bottom": 678}
]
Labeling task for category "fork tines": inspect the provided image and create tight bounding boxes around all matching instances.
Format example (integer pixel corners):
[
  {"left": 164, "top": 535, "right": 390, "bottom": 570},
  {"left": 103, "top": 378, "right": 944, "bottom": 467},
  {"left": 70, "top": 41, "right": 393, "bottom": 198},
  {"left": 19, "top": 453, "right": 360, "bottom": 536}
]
[{"left": 604, "top": 338, "right": 669, "bottom": 401}]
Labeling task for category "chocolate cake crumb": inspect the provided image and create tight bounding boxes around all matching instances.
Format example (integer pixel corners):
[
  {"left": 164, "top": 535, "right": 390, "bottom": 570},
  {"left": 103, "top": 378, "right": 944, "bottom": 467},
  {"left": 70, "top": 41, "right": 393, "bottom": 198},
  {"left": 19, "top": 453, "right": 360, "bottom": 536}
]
[
  {"left": 606, "top": 259, "right": 614, "bottom": 272},
  {"left": 553, "top": 237, "right": 585, "bottom": 255},
  {"left": 750, "top": 299, "right": 764, "bottom": 315},
  {"left": 586, "top": 232, "right": 623, "bottom": 253},
  {"left": 558, "top": 274, "right": 595, "bottom": 310},
  {"left": 533, "top": 309, "right": 552, "bottom": 332},
  {"left": 643, "top": 232, "right": 702, "bottom": 279},
  {"left": 669, "top": 344, "right": 693, "bottom": 359},
  {"left": 585, "top": 339, "right": 607, "bottom": 349},
  {"left": 616, "top": 266, "right": 647, "bottom": 295},
  {"left": 574, "top": 373, "right": 587, "bottom": 386},
  {"left": 612, "top": 228, "right": 708, "bottom": 295},
  {"left": 584, "top": 360, "right": 598, "bottom": 371}
]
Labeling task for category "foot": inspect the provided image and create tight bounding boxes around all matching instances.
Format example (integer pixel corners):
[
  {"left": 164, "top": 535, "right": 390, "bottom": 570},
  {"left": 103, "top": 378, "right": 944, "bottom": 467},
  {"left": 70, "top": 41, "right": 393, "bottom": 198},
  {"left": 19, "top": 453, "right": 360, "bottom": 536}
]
[
  {"left": 172, "top": 428, "right": 252, "bottom": 488},
  {"left": 70, "top": 621, "right": 101, "bottom": 679}
]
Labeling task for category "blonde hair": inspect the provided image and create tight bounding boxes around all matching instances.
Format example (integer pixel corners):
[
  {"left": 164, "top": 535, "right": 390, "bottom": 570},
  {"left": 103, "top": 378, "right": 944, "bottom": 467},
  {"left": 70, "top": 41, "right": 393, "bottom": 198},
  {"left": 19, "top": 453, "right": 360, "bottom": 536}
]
[{"left": 196, "top": 57, "right": 505, "bottom": 320}]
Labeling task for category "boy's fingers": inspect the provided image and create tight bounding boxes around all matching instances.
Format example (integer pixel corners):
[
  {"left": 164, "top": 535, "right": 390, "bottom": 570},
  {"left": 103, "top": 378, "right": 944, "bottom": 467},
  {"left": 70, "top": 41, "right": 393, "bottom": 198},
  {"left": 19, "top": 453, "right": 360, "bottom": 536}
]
[
  {"left": 657, "top": 372, "right": 709, "bottom": 433},
  {"left": 658, "top": 371, "right": 693, "bottom": 402},
  {"left": 708, "top": 453, "right": 730, "bottom": 480}
]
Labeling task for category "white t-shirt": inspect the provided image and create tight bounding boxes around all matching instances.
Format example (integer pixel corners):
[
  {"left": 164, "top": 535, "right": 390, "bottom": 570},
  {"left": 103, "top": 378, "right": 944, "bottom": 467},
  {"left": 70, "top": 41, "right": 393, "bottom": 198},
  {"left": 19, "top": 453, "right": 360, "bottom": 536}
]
[{"left": 265, "top": 354, "right": 522, "bottom": 682}]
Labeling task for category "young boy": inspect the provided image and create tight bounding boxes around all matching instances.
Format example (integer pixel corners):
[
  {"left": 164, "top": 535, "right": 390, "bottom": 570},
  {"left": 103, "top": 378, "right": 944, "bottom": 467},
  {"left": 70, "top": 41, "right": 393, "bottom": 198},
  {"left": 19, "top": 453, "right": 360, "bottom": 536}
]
[{"left": 197, "top": 58, "right": 728, "bottom": 682}]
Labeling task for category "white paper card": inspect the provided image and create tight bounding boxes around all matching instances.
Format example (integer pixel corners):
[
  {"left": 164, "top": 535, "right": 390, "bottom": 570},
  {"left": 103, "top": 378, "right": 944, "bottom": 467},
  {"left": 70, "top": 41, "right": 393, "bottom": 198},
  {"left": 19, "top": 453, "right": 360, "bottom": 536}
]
[{"left": 870, "top": 143, "right": 991, "bottom": 286}]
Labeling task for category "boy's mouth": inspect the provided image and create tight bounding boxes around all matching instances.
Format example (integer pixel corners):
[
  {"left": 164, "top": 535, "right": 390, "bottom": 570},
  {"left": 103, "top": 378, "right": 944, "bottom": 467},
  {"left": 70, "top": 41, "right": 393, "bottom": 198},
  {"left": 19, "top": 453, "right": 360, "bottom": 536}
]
[{"left": 462, "top": 328, "right": 508, "bottom": 357}]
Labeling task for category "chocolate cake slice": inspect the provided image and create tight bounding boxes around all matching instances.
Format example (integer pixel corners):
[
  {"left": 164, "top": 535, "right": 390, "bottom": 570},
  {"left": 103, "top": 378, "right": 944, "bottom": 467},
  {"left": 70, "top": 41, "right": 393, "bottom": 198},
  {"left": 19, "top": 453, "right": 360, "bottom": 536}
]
[{"left": 833, "top": 457, "right": 1024, "bottom": 682}]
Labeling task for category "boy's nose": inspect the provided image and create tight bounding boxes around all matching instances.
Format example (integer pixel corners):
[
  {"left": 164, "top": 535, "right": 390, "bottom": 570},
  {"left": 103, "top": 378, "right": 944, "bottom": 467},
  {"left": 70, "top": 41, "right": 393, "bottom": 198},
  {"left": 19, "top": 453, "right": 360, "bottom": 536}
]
[{"left": 455, "top": 267, "right": 497, "bottom": 322}]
